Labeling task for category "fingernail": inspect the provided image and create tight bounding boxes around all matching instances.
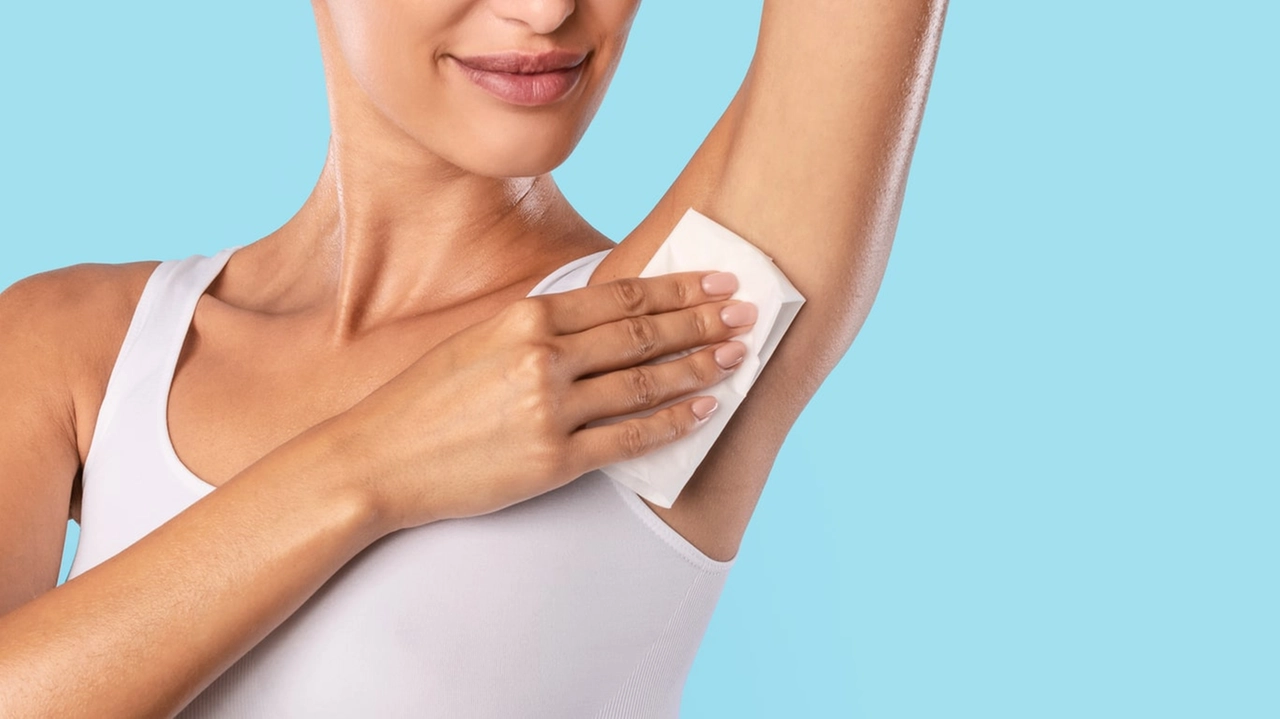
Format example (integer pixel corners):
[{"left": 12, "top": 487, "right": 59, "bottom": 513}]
[
  {"left": 714, "top": 342, "right": 746, "bottom": 368},
  {"left": 720, "top": 302, "right": 758, "bottom": 328},
  {"left": 692, "top": 396, "right": 719, "bottom": 420},
  {"left": 701, "top": 271, "right": 738, "bottom": 295}
]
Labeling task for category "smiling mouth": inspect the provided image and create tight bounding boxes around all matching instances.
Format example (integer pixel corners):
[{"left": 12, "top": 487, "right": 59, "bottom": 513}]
[{"left": 450, "top": 54, "right": 588, "bottom": 107}]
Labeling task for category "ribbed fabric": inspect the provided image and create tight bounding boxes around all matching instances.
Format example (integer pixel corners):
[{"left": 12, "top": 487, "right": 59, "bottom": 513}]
[{"left": 66, "top": 245, "right": 735, "bottom": 718}]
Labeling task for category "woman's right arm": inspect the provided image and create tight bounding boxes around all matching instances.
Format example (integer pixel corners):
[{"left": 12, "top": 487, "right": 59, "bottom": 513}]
[
  {"left": 0, "top": 267, "right": 386, "bottom": 717},
  {"left": 0, "top": 264, "right": 752, "bottom": 718}
]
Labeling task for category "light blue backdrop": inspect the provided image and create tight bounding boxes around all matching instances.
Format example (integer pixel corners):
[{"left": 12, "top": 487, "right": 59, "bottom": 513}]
[{"left": 2, "top": 2, "right": 1276, "bottom": 717}]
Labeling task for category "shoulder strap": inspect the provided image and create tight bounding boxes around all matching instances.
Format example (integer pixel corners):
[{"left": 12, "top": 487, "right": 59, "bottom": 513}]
[
  {"left": 86, "top": 246, "right": 242, "bottom": 472},
  {"left": 527, "top": 248, "right": 612, "bottom": 297}
]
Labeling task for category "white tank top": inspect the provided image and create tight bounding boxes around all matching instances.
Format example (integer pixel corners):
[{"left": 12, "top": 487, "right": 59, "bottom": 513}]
[{"left": 66, "top": 245, "right": 735, "bottom": 718}]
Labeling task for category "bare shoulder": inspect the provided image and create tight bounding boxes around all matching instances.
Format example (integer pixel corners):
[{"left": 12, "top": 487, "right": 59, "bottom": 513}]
[
  {"left": 1, "top": 259, "right": 163, "bottom": 468},
  {"left": 2, "top": 259, "right": 161, "bottom": 331},
  {"left": 0, "top": 259, "right": 160, "bottom": 609}
]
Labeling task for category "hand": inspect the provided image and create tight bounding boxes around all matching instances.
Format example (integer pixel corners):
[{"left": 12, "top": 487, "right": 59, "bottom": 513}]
[{"left": 329, "top": 270, "right": 758, "bottom": 532}]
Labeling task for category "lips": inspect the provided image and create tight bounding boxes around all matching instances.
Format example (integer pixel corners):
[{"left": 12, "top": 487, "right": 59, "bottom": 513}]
[
  {"left": 450, "top": 50, "right": 589, "bottom": 106},
  {"left": 453, "top": 49, "right": 588, "bottom": 74}
]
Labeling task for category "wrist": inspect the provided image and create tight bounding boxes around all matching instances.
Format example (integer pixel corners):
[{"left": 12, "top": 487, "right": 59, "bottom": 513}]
[{"left": 285, "top": 413, "right": 398, "bottom": 540}]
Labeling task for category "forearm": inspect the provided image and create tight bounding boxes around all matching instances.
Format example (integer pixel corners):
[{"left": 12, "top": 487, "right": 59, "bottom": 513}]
[{"left": 0, "top": 420, "right": 388, "bottom": 718}]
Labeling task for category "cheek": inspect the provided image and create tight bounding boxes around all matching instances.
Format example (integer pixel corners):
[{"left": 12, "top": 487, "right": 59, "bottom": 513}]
[
  {"left": 326, "top": 1, "right": 492, "bottom": 164},
  {"left": 326, "top": 0, "right": 441, "bottom": 110},
  {"left": 596, "top": 0, "right": 643, "bottom": 42}
]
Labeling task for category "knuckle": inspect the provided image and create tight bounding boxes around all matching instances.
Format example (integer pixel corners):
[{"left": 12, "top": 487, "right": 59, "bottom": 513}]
[
  {"left": 674, "top": 276, "right": 695, "bottom": 306},
  {"left": 525, "top": 391, "right": 558, "bottom": 429},
  {"left": 507, "top": 298, "right": 552, "bottom": 334},
  {"left": 509, "top": 391, "right": 555, "bottom": 443},
  {"left": 650, "top": 412, "right": 681, "bottom": 448},
  {"left": 690, "top": 306, "right": 714, "bottom": 339},
  {"left": 518, "top": 402, "right": 567, "bottom": 475},
  {"left": 611, "top": 278, "right": 647, "bottom": 314},
  {"left": 687, "top": 354, "right": 718, "bottom": 387},
  {"left": 529, "top": 439, "right": 569, "bottom": 482},
  {"left": 515, "top": 342, "right": 561, "bottom": 381},
  {"left": 667, "top": 405, "right": 694, "bottom": 439},
  {"left": 619, "top": 421, "right": 650, "bottom": 459},
  {"left": 625, "top": 365, "right": 660, "bottom": 410},
  {"left": 623, "top": 316, "right": 659, "bottom": 359}
]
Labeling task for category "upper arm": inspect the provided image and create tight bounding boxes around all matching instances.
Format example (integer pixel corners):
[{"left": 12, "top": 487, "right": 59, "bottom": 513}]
[
  {"left": 0, "top": 260, "right": 155, "bottom": 615},
  {"left": 0, "top": 270, "right": 85, "bottom": 614}
]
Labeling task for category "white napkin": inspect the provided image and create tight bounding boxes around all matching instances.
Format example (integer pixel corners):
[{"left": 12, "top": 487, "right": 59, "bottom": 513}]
[{"left": 588, "top": 207, "right": 806, "bottom": 508}]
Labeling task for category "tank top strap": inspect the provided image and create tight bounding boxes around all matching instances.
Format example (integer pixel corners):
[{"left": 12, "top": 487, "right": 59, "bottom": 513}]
[
  {"left": 527, "top": 247, "right": 613, "bottom": 297},
  {"left": 140, "top": 246, "right": 243, "bottom": 377},
  {"left": 87, "top": 246, "right": 243, "bottom": 473}
]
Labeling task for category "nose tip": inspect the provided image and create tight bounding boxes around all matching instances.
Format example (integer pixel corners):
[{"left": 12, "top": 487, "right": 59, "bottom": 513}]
[{"left": 502, "top": 0, "right": 576, "bottom": 35}]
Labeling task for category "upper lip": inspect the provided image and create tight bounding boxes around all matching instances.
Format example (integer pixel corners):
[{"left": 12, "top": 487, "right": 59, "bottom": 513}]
[{"left": 452, "top": 49, "right": 589, "bottom": 74}]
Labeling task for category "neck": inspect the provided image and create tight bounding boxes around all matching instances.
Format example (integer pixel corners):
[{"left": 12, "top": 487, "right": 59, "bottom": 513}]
[{"left": 243, "top": 140, "right": 595, "bottom": 342}]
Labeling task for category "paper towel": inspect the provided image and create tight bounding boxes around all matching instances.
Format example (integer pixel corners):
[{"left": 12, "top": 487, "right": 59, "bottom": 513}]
[{"left": 587, "top": 207, "right": 806, "bottom": 508}]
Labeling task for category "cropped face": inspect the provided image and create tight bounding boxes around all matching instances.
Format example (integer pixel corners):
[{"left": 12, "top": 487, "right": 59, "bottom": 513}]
[{"left": 317, "top": 0, "right": 642, "bottom": 178}]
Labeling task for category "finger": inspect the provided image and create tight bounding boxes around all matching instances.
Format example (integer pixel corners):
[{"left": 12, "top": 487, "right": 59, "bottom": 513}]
[
  {"left": 535, "top": 270, "right": 739, "bottom": 335},
  {"left": 560, "top": 299, "right": 756, "bottom": 378},
  {"left": 563, "top": 340, "right": 745, "bottom": 426},
  {"left": 567, "top": 394, "right": 719, "bottom": 474}
]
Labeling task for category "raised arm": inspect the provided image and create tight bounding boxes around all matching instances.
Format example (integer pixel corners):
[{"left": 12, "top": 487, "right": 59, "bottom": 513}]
[{"left": 591, "top": 0, "right": 949, "bottom": 558}]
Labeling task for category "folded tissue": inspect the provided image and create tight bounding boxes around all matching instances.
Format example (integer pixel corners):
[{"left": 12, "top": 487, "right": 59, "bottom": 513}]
[{"left": 587, "top": 207, "right": 806, "bottom": 508}]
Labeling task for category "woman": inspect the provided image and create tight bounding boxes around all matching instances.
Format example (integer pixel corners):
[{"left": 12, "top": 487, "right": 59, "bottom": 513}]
[{"left": 0, "top": 0, "right": 946, "bottom": 716}]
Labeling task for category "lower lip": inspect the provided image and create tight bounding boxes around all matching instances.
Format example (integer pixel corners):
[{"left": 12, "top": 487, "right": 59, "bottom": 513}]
[{"left": 451, "top": 58, "right": 585, "bottom": 107}]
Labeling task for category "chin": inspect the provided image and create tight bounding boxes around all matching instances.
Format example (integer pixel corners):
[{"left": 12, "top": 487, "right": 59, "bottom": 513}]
[{"left": 441, "top": 119, "right": 584, "bottom": 179}]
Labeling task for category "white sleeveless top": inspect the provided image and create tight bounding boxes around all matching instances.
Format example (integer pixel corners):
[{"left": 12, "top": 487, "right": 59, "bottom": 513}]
[{"left": 66, "top": 246, "right": 735, "bottom": 718}]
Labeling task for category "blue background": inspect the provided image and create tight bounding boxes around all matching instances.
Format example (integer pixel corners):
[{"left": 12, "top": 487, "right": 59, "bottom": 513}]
[{"left": 3, "top": 1, "right": 1276, "bottom": 716}]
